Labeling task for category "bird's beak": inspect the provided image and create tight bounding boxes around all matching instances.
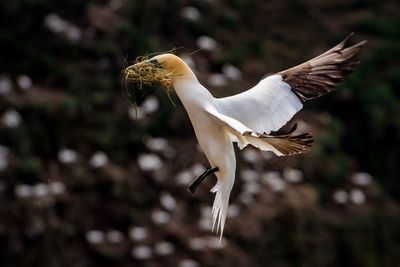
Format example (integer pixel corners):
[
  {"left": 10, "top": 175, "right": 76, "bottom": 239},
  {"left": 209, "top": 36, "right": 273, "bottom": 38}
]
[
  {"left": 124, "top": 62, "right": 141, "bottom": 79},
  {"left": 124, "top": 59, "right": 159, "bottom": 79},
  {"left": 123, "top": 57, "right": 173, "bottom": 95}
]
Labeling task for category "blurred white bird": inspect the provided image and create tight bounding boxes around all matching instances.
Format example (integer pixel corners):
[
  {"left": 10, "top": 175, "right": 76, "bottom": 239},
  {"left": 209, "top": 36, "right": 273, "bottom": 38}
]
[{"left": 125, "top": 34, "right": 366, "bottom": 242}]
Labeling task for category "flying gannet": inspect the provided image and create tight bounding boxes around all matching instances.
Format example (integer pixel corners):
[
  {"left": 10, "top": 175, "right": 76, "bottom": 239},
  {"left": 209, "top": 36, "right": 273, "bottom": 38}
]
[{"left": 125, "top": 33, "right": 366, "bottom": 242}]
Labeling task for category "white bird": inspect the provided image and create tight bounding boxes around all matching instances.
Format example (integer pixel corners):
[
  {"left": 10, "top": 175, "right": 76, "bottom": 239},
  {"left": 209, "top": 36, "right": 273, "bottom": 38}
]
[{"left": 125, "top": 34, "right": 366, "bottom": 241}]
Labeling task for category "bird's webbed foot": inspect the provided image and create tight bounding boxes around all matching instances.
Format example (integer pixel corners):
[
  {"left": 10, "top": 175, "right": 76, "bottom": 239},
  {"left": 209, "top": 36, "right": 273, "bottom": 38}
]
[{"left": 188, "top": 166, "right": 219, "bottom": 195}]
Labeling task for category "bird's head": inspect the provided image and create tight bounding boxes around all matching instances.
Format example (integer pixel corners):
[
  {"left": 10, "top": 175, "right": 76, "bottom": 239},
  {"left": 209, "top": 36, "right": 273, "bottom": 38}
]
[{"left": 124, "top": 53, "right": 194, "bottom": 92}]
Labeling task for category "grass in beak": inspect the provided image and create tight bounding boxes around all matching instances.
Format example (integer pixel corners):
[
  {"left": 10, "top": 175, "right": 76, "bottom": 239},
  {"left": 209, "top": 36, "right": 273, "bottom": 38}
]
[{"left": 123, "top": 56, "right": 176, "bottom": 111}]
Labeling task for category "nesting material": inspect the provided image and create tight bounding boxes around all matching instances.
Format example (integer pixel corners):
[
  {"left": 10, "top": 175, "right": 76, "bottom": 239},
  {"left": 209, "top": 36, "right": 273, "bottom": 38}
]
[
  {"left": 125, "top": 57, "right": 173, "bottom": 89},
  {"left": 124, "top": 56, "right": 175, "bottom": 106}
]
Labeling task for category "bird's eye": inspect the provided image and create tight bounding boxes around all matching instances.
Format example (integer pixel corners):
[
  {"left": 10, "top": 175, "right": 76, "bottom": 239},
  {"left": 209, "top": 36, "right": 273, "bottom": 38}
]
[{"left": 149, "top": 59, "right": 158, "bottom": 64}]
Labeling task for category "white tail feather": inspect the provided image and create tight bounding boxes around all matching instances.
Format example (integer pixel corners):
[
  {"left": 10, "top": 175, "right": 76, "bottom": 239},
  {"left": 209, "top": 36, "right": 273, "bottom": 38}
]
[{"left": 210, "top": 180, "right": 233, "bottom": 245}]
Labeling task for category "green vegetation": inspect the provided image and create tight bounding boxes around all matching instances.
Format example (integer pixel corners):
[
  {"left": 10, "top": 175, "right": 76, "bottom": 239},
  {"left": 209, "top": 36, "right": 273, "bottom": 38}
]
[{"left": 0, "top": 0, "right": 399, "bottom": 266}]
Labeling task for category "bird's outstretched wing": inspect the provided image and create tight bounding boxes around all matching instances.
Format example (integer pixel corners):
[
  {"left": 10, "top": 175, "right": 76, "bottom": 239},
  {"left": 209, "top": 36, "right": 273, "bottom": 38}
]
[
  {"left": 215, "top": 33, "right": 367, "bottom": 134},
  {"left": 206, "top": 107, "right": 313, "bottom": 156}
]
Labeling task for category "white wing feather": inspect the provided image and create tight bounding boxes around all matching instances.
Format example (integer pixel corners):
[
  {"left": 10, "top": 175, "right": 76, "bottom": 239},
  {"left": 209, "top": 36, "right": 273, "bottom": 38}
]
[
  {"left": 205, "top": 106, "right": 292, "bottom": 156},
  {"left": 215, "top": 74, "right": 302, "bottom": 134}
]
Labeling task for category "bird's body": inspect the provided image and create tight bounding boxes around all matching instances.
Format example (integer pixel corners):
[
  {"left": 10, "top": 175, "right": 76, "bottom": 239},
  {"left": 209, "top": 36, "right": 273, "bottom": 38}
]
[
  {"left": 125, "top": 34, "right": 366, "bottom": 241},
  {"left": 174, "top": 75, "right": 236, "bottom": 235}
]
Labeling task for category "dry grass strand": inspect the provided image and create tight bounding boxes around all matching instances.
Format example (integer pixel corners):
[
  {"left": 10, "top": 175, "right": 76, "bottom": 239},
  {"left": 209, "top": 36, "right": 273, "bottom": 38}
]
[{"left": 123, "top": 55, "right": 177, "bottom": 109}]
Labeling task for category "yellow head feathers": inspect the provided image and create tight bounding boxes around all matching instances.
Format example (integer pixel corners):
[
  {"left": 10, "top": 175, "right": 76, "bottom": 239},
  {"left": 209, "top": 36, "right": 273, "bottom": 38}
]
[{"left": 124, "top": 53, "right": 194, "bottom": 90}]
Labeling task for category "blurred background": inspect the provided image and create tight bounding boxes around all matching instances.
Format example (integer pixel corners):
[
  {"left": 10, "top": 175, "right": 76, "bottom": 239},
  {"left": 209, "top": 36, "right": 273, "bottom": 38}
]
[{"left": 1, "top": 0, "right": 400, "bottom": 266}]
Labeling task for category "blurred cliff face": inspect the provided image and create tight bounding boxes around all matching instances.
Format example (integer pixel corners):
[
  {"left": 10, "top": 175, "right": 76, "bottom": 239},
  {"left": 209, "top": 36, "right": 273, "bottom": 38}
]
[{"left": 1, "top": 1, "right": 400, "bottom": 267}]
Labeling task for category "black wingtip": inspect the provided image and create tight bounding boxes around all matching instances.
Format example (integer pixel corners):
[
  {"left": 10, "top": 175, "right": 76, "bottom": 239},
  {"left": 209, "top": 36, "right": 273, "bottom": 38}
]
[
  {"left": 340, "top": 33, "right": 369, "bottom": 51},
  {"left": 344, "top": 32, "right": 354, "bottom": 41},
  {"left": 343, "top": 33, "right": 368, "bottom": 49}
]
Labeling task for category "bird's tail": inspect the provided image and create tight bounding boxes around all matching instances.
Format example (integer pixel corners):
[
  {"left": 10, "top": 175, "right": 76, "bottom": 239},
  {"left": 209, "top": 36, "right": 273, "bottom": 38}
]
[{"left": 210, "top": 178, "right": 233, "bottom": 245}]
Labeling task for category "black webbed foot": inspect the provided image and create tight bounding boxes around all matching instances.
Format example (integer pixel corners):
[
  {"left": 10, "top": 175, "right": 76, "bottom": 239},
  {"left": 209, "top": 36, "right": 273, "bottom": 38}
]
[{"left": 188, "top": 166, "right": 219, "bottom": 195}]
